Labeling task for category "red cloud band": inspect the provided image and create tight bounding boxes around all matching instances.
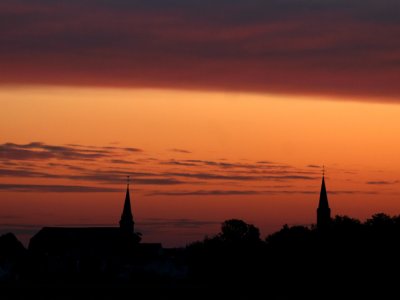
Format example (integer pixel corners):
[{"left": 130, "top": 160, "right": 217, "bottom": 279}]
[{"left": 0, "top": 0, "right": 399, "bottom": 101}]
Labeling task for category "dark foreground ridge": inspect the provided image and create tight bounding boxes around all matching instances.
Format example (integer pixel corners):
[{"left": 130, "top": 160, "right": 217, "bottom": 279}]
[{"left": 2, "top": 215, "right": 400, "bottom": 299}]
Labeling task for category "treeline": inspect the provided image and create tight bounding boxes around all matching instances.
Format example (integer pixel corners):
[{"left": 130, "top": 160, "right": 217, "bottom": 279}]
[
  {"left": 185, "top": 214, "right": 400, "bottom": 298},
  {"left": 2, "top": 213, "right": 400, "bottom": 298}
]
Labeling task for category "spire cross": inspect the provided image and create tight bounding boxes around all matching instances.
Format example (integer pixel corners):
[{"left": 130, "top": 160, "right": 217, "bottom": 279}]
[
  {"left": 127, "top": 175, "right": 130, "bottom": 187},
  {"left": 322, "top": 165, "right": 325, "bottom": 177}
]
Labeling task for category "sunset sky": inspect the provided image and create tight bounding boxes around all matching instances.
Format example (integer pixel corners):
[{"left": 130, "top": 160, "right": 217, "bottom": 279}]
[{"left": 1, "top": 0, "right": 400, "bottom": 247}]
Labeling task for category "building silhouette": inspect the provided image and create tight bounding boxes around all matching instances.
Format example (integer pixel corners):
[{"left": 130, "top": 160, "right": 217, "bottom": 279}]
[
  {"left": 28, "top": 182, "right": 161, "bottom": 275},
  {"left": 119, "top": 182, "right": 134, "bottom": 234},
  {"left": 317, "top": 174, "right": 331, "bottom": 230}
]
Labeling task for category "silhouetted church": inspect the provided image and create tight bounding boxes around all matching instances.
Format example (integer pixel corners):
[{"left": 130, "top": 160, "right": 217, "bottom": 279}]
[
  {"left": 120, "top": 183, "right": 135, "bottom": 233},
  {"left": 29, "top": 182, "right": 161, "bottom": 274},
  {"left": 317, "top": 173, "right": 331, "bottom": 229}
]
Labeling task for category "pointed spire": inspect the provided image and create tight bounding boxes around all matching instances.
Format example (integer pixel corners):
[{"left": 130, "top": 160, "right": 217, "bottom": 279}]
[
  {"left": 120, "top": 176, "right": 134, "bottom": 233},
  {"left": 317, "top": 167, "right": 331, "bottom": 230},
  {"left": 318, "top": 175, "right": 329, "bottom": 209}
]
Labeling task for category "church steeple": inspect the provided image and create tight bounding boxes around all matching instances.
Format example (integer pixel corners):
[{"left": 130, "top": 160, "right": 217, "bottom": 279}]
[
  {"left": 119, "top": 177, "right": 134, "bottom": 234},
  {"left": 317, "top": 169, "right": 331, "bottom": 230}
]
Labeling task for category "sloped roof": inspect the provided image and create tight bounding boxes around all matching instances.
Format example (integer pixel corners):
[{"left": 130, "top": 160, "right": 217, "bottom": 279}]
[{"left": 29, "top": 227, "right": 139, "bottom": 256}]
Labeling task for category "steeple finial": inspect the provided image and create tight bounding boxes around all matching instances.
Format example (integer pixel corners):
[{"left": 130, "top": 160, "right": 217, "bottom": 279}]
[{"left": 322, "top": 165, "right": 325, "bottom": 177}]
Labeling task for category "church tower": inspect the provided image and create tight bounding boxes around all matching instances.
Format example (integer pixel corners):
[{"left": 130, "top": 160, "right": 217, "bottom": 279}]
[
  {"left": 317, "top": 172, "right": 331, "bottom": 230},
  {"left": 119, "top": 178, "right": 134, "bottom": 234}
]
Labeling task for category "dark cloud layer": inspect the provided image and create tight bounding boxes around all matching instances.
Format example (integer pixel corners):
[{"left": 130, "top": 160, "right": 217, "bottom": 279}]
[
  {"left": 148, "top": 189, "right": 378, "bottom": 196},
  {"left": 0, "top": 142, "right": 142, "bottom": 161},
  {"left": 5, "top": 141, "right": 370, "bottom": 198},
  {"left": 161, "top": 159, "right": 293, "bottom": 171},
  {"left": 169, "top": 149, "right": 192, "bottom": 154},
  {"left": 0, "top": 167, "right": 184, "bottom": 186},
  {"left": 0, "top": 141, "right": 320, "bottom": 189},
  {"left": 168, "top": 172, "right": 316, "bottom": 181},
  {"left": 149, "top": 190, "right": 263, "bottom": 196},
  {"left": 109, "top": 159, "right": 137, "bottom": 165},
  {"left": 0, "top": 164, "right": 314, "bottom": 186},
  {"left": 366, "top": 180, "right": 399, "bottom": 185},
  {"left": 0, "top": 0, "right": 399, "bottom": 100},
  {"left": 0, "top": 184, "right": 120, "bottom": 193}
]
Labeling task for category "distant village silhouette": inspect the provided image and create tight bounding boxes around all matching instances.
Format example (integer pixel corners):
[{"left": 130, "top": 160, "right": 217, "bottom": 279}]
[{"left": 1, "top": 173, "right": 400, "bottom": 299}]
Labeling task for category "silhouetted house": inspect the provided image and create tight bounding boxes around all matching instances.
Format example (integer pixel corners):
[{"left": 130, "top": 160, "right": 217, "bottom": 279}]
[
  {"left": 28, "top": 183, "right": 161, "bottom": 277},
  {"left": 317, "top": 174, "right": 331, "bottom": 230}
]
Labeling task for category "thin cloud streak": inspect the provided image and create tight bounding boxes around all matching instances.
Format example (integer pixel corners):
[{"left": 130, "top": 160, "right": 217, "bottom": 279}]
[
  {"left": 166, "top": 172, "right": 316, "bottom": 182},
  {"left": 0, "top": 141, "right": 361, "bottom": 192},
  {"left": 366, "top": 180, "right": 399, "bottom": 185},
  {"left": 148, "top": 189, "right": 378, "bottom": 196},
  {"left": 0, "top": 165, "right": 316, "bottom": 185},
  {"left": 169, "top": 149, "right": 192, "bottom": 154},
  {"left": 0, "top": 141, "right": 322, "bottom": 187},
  {"left": 307, "top": 165, "right": 321, "bottom": 169},
  {"left": 0, "top": 142, "right": 142, "bottom": 161},
  {"left": 109, "top": 159, "right": 137, "bottom": 165},
  {"left": 0, "top": 184, "right": 121, "bottom": 193}
]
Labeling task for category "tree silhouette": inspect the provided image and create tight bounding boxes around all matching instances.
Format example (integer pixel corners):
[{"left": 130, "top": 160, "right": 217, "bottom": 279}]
[
  {"left": 366, "top": 212, "right": 394, "bottom": 229},
  {"left": 3, "top": 213, "right": 400, "bottom": 299},
  {"left": 218, "top": 219, "right": 261, "bottom": 244}
]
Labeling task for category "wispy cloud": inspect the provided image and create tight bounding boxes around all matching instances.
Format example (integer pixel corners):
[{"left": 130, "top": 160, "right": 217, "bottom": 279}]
[
  {"left": 122, "top": 147, "right": 142, "bottom": 153},
  {"left": 160, "top": 160, "right": 198, "bottom": 167},
  {"left": 131, "top": 178, "right": 184, "bottom": 185},
  {"left": 0, "top": 168, "right": 60, "bottom": 178},
  {"left": 366, "top": 180, "right": 399, "bottom": 185},
  {"left": 46, "top": 162, "right": 87, "bottom": 171},
  {"left": 329, "top": 190, "right": 378, "bottom": 195},
  {"left": 307, "top": 164, "right": 321, "bottom": 169},
  {"left": 161, "top": 159, "right": 301, "bottom": 174},
  {"left": 0, "top": 142, "right": 142, "bottom": 161},
  {"left": 169, "top": 149, "right": 192, "bottom": 154},
  {"left": 0, "top": 141, "right": 362, "bottom": 193},
  {"left": 0, "top": 142, "right": 320, "bottom": 188},
  {"left": 166, "top": 172, "right": 316, "bottom": 182},
  {"left": 148, "top": 189, "right": 379, "bottom": 197},
  {"left": 0, "top": 167, "right": 184, "bottom": 186},
  {"left": 148, "top": 190, "right": 263, "bottom": 196},
  {"left": 0, "top": 184, "right": 121, "bottom": 193},
  {"left": 109, "top": 159, "right": 137, "bottom": 165},
  {"left": 179, "top": 159, "right": 282, "bottom": 169},
  {"left": 63, "top": 171, "right": 185, "bottom": 185}
]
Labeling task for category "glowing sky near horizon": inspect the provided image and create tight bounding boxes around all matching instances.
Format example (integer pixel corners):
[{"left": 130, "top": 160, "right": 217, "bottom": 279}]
[
  {"left": 1, "top": 86, "right": 400, "bottom": 247},
  {"left": 1, "top": 0, "right": 400, "bottom": 247}
]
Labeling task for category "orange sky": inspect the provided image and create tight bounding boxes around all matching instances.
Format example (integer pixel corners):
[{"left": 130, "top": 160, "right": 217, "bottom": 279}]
[
  {"left": 1, "top": 86, "right": 400, "bottom": 247},
  {"left": 1, "top": 0, "right": 399, "bottom": 248}
]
